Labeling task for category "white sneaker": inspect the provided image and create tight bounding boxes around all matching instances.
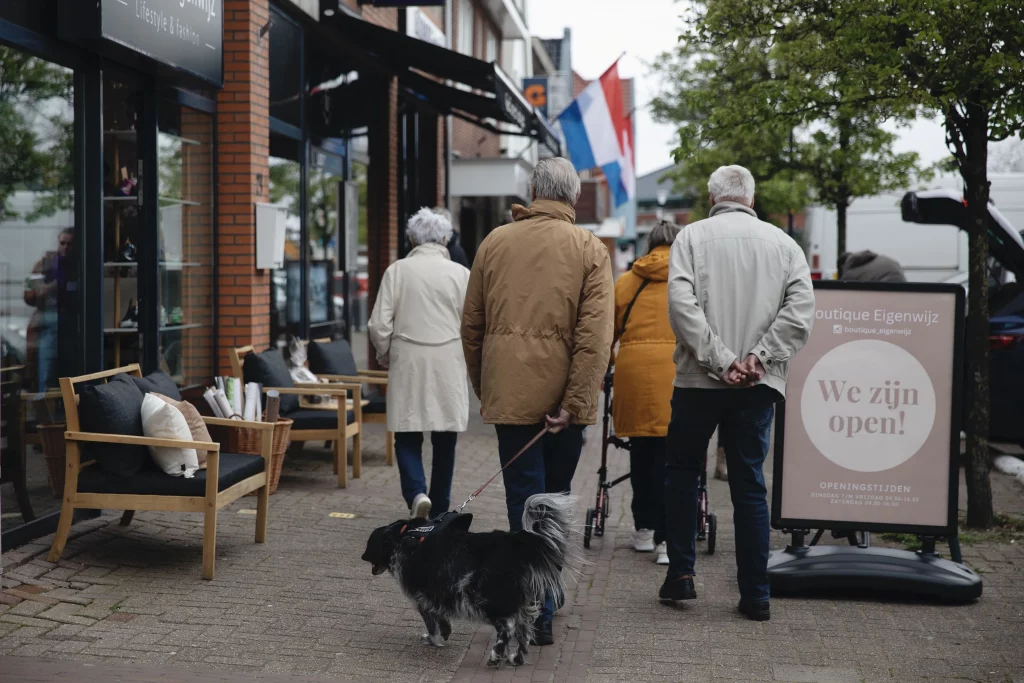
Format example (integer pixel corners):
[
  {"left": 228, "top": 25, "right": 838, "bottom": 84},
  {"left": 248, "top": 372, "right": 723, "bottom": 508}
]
[
  {"left": 655, "top": 542, "right": 669, "bottom": 565},
  {"left": 411, "top": 493, "right": 432, "bottom": 519},
  {"left": 631, "top": 529, "right": 655, "bottom": 552}
]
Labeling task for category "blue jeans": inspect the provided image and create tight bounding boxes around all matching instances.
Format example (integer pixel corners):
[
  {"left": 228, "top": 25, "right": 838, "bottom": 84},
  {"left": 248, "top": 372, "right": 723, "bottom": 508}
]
[
  {"left": 495, "top": 424, "right": 584, "bottom": 623},
  {"left": 394, "top": 432, "right": 457, "bottom": 517},
  {"left": 665, "top": 386, "right": 776, "bottom": 603}
]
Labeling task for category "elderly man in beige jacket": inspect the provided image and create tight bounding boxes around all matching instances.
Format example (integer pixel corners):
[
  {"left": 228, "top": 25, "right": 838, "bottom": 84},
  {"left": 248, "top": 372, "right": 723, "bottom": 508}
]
[
  {"left": 660, "top": 165, "right": 814, "bottom": 622},
  {"left": 461, "top": 157, "right": 614, "bottom": 645}
]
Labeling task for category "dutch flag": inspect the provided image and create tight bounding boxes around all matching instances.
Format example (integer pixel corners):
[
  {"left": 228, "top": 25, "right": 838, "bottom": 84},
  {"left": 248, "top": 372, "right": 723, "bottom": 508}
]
[{"left": 558, "top": 59, "right": 635, "bottom": 208}]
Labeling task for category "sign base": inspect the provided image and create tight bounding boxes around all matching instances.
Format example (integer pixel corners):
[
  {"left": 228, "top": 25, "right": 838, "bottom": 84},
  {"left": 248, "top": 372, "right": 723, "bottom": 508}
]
[{"left": 768, "top": 544, "right": 982, "bottom": 603}]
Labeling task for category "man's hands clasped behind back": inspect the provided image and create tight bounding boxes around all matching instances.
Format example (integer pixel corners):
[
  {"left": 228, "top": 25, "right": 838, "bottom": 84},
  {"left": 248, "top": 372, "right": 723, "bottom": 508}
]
[{"left": 723, "top": 354, "right": 766, "bottom": 387}]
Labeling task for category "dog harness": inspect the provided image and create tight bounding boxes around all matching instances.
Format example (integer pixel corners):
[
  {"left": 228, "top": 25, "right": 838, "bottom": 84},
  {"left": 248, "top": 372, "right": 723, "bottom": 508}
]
[{"left": 399, "top": 511, "right": 473, "bottom": 543}]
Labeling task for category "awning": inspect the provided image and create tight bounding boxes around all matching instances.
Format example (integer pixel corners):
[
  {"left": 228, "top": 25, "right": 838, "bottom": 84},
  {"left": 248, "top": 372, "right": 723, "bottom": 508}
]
[{"left": 319, "top": 2, "right": 555, "bottom": 147}]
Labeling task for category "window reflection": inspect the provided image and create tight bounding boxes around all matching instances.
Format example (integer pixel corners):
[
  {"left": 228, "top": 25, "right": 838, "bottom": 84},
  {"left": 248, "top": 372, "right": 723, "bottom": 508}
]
[
  {"left": 269, "top": 139, "right": 302, "bottom": 347},
  {"left": 0, "top": 45, "right": 76, "bottom": 529}
]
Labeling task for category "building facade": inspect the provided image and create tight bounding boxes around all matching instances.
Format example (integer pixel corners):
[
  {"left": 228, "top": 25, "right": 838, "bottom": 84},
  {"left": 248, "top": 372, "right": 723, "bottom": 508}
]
[{"left": 0, "top": 0, "right": 557, "bottom": 545}]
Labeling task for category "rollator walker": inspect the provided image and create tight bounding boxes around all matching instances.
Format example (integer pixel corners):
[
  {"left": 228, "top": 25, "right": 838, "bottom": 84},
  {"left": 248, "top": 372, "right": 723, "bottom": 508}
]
[{"left": 583, "top": 370, "right": 717, "bottom": 555}]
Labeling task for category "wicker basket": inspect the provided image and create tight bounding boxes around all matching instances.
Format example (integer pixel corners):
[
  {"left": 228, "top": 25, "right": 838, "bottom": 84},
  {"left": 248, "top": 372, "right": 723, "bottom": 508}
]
[
  {"left": 222, "top": 418, "right": 292, "bottom": 495},
  {"left": 39, "top": 424, "right": 68, "bottom": 498}
]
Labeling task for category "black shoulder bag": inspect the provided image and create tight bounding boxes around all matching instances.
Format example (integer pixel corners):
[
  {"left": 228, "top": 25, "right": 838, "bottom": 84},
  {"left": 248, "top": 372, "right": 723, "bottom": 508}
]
[{"left": 618, "top": 278, "right": 651, "bottom": 338}]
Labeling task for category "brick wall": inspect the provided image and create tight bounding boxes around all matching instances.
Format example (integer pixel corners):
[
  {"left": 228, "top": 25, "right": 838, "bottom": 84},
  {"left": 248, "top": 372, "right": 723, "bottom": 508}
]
[
  {"left": 451, "top": 0, "right": 500, "bottom": 160},
  {"left": 366, "top": 76, "right": 399, "bottom": 368},
  {"left": 215, "top": 0, "right": 271, "bottom": 374}
]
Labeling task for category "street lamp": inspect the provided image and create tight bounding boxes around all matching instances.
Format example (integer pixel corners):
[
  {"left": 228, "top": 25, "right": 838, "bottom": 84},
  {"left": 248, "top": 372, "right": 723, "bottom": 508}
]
[{"left": 656, "top": 188, "right": 669, "bottom": 220}]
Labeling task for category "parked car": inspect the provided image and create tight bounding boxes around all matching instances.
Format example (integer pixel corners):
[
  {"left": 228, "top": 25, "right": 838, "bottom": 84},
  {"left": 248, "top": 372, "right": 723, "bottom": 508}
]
[{"left": 902, "top": 189, "right": 1024, "bottom": 446}]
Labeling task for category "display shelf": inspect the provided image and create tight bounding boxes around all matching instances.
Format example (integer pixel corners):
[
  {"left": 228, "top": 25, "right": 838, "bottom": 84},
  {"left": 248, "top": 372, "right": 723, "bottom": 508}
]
[
  {"left": 105, "top": 323, "right": 204, "bottom": 335},
  {"left": 158, "top": 197, "right": 202, "bottom": 207}
]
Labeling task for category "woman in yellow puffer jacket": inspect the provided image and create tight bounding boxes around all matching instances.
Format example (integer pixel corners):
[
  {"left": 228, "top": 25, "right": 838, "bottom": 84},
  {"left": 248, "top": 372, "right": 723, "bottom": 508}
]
[{"left": 611, "top": 220, "right": 679, "bottom": 565}]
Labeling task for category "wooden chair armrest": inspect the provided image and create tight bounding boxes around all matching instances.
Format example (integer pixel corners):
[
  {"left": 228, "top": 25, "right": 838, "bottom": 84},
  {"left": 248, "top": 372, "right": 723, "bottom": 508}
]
[
  {"left": 263, "top": 386, "right": 348, "bottom": 397},
  {"left": 358, "top": 369, "right": 388, "bottom": 378},
  {"left": 65, "top": 431, "right": 221, "bottom": 452},
  {"left": 319, "top": 374, "right": 388, "bottom": 386},
  {"left": 203, "top": 416, "right": 276, "bottom": 431}
]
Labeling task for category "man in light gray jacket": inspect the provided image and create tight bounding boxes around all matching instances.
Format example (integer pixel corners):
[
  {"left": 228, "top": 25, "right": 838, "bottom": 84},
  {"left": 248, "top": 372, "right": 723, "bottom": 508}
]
[{"left": 659, "top": 165, "right": 814, "bottom": 621}]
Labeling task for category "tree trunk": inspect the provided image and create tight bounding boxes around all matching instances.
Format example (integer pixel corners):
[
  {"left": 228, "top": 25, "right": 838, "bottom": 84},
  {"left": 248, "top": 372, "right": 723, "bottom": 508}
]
[
  {"left": 961, "top": 110, "right": 994, "bottom": 529},
  {"left": 836, "top": 198, "right": 848, "bottom": 261}
]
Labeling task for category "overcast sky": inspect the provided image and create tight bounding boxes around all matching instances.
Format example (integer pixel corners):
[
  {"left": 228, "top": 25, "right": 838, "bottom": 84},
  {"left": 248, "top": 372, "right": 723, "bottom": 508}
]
[{"left": 527, "top": 0, "right": 952, "bottom": 180}]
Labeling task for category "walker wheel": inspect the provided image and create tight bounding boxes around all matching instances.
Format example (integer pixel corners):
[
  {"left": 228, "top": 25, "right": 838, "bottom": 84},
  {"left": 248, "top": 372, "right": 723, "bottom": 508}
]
[
  {"left": 584, "top": 509, "right": 594, "bottom": 549},
  {"left": 707, "top": 513, "right": 717, "bottom": 555}
]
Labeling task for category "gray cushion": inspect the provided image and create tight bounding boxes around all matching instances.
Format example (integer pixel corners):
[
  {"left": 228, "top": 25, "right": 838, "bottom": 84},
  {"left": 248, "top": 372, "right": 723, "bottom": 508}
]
[
  {"left": 242, "top": 349, "right": 298, "bottom": 415},
  {"left": 307, "top": 340, "right": 358, "bottom": 377},
  {"left": 77, "top": 374, "right": 147, "bottom": 477},
  {"left": 77, "top": 452, "right": 265, "bottom": 496},
  {"left": 131, "top": 371, "right": 181, "bottom": 401},
  {"left": 288, "top": 409, "right": 356, "bottom": 431}
]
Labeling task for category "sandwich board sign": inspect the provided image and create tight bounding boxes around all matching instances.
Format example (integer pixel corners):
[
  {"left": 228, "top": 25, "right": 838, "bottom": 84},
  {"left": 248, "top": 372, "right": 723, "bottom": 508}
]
[{"left": 769, "top": 281, "right": 980, "bottom": 601}]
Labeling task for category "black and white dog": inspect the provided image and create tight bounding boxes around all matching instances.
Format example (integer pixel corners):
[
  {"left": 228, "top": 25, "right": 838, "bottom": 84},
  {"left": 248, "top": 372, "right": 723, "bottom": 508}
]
[{"left": 361, "top": 493, "right": 575, "bottom": 666}]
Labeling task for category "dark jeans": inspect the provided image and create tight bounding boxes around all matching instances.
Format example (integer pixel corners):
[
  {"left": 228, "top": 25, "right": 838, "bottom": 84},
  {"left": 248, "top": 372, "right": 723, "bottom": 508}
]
[
  {"left": 665, "top": 386, "right": 776, "bottom": 603},
  {"left": 629, "top": 436, "right": 666, "bottom": 545},
  {"left": 495, "top": 424, "right": 584, "bottom": 623},
  {"left": 394, "top": 432, "right": 458, "bottom": 517}
]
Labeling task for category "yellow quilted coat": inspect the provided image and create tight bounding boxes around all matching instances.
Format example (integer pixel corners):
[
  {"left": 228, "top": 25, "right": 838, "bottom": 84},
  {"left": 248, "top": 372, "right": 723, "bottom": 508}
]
[{"left": 611, "top": 245, "right": 676, "bottom": 437}]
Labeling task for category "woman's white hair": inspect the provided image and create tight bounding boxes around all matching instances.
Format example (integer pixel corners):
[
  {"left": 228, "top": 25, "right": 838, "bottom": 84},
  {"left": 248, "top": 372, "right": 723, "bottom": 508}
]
[
  {"left": 708, "top": 165, "right": 756, "bottom": 204},
  {"left": 531, "top": 157, "right": 582, "bottom": 206},
  {"left": 407, "top": 207, "right": 453, "bottom": 246}
]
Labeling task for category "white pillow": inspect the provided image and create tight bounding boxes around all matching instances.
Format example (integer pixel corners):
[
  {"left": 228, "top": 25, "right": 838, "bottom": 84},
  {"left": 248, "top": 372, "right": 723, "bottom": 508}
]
[{"left": 140, "top": 393, "right": 200, "bottom": 478}]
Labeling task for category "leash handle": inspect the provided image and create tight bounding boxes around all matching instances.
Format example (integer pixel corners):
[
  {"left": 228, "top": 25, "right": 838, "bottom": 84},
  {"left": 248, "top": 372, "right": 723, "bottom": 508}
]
[{"left": 453, "top": 425, "right": 550, "bottom": 513}]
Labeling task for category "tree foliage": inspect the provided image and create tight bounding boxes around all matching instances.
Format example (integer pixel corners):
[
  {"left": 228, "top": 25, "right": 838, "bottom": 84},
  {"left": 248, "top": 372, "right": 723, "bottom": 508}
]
[
  {"left": 0, "top": 47, "right": 74, "bottom": 223},
  {"left": 652, "top": 2, "right": 926, "bottom": 250},
  {"left": 692, "top": 0, "right": 1024, "bottom": 527}
]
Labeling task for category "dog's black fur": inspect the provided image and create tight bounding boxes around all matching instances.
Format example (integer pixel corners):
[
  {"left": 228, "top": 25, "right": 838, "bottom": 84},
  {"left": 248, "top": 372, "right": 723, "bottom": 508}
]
[{"left": 361, "top": 493, "right": 574, "bottom": 667}]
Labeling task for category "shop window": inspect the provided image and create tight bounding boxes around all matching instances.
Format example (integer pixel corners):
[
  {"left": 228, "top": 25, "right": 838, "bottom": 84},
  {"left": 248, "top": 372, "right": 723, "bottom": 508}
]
[
  {"left": 102, "top": 75, "right": 142, "bottom": 371},
  {"left": 0, "top": 45, "right": 76, "bottom": 530},
  {"left": 308, "top": 148, "right": 345, "bottom": 340},
  {"left": 457, "top": 0, "right": 474, "bottom": 56},
  {"left": 269, "top": 135, "right": 303, "bottom": 348},
  {"left": 156, "top": 99, "right": 214, "bottom": 388}
]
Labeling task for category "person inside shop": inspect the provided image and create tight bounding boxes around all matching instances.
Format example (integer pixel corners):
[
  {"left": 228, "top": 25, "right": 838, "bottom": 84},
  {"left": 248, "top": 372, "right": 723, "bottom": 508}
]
[
  {"left": 368, "top": 208, "right": 471, "bottom": 521},
  {"left": 433, "top": 207, "right": 469, "bottom": 268},
  {"left": 24, "top": 227, "right": 74, "bottom": 393}
]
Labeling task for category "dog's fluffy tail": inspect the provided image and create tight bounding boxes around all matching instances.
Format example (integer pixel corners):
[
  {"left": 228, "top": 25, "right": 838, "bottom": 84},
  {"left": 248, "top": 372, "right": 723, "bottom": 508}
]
[
  {"left": 521, "top": 493, "right": 577, "bottom": 611},
  {"left": 522, "top": 493, "right": 576, "bottom": 551}
]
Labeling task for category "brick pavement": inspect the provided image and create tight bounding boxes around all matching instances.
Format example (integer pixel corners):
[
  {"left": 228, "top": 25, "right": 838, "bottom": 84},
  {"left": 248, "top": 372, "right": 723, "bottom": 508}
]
[{"left": 2, "top": 403, "right": 1024, "bottom": 683}]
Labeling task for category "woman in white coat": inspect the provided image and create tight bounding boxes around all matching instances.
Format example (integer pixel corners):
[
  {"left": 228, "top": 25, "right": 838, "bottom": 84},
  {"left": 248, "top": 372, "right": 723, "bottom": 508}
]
[{"left": 368, "top": 207, "right": 470, "bottom": 519}]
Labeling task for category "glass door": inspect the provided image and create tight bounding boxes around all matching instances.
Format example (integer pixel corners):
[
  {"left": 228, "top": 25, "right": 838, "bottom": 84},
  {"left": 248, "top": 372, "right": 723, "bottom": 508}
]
[
  {"left": 156, "top": 98, "right": 214, "bottom": 388},
  {"left": 308, "top": 147, "right": 344, "bottom": 341}
]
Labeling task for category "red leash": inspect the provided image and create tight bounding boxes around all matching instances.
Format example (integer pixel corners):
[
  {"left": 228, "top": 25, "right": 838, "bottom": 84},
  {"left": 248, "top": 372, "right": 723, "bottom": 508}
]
[{"left": 452, "top": 425, "right": 550, "bottom": 513}]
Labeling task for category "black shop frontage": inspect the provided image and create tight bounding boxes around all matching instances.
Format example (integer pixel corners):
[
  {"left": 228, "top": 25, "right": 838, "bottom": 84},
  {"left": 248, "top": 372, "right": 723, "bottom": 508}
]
[{"left": 0, "top": 0, "right": 223, "bottom": 546}]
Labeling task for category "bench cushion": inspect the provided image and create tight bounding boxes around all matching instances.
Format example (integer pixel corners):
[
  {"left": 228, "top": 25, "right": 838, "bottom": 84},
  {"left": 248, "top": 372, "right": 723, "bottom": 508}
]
[
  {"left": 363, "top": 395, "right": 386, "bottom": 415},
  {"left": 288, "top": 408, "right": 356, "bottom": 432},
  {"left": 77, "top": 374, "right": 148, "bottom": 477},
  {"left": 77, "top": 452, "right": 265, "bottom": 496},
  {"left": 242, "top": 349, "right": 298, "bottom": 415},
  {"left": 307, "top": 339, "right": 359, "bottom": 377},
  {"left": 130, "top": 371, "right": 181, "bottom": 401}
]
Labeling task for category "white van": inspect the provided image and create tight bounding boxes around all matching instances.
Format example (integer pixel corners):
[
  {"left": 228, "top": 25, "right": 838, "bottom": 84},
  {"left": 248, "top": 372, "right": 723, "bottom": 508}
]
[{"left": 803, "top": 172, "right": 1024, "bottom": 281}]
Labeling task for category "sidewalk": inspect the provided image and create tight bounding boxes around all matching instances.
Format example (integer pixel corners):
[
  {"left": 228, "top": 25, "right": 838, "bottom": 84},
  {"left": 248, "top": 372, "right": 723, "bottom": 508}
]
[{"left": 2, "top": 404, "right": 1023, "bottom": 682}]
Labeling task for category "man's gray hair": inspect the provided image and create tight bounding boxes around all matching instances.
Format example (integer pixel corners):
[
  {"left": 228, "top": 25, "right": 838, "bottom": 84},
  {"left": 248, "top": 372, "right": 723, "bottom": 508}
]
[
  {"left": 531, "top": 157, "right": 582, "bottom": 206},
  {"left": 647, "top": 220, "right": 681, "bottom": 250},
  {"left": 708, "top": 165, "right": 756, "bottom": 204},
  {"left": 407, "top": 207, "right": 453, "bottom": 246}
]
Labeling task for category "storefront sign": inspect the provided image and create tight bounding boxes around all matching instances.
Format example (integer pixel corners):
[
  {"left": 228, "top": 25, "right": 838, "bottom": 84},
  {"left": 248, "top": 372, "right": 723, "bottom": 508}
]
[
  {"left": 406, "top": 7, "right": 446, "bottom": 47},
  {"left": 524, "top": 77, "right": 548, "bottom": 118},
  {"left": 94, "top": 0, "right": 223, "bottom": 86},
  {"left": 773, "top": 282, "right": 964, "bottom": 534}
]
